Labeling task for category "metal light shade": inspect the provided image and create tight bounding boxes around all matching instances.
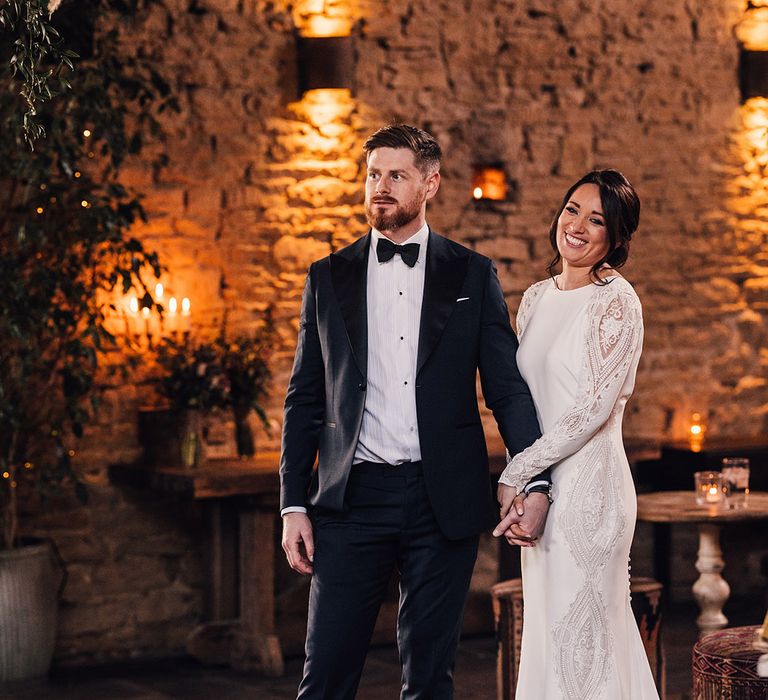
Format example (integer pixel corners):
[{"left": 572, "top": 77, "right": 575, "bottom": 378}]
[
  {"left": 739, "top": 49, "right": 768, "bottom": 101},
  {"left": 297, "top": 35, "right": 354, "bottom": 96}
]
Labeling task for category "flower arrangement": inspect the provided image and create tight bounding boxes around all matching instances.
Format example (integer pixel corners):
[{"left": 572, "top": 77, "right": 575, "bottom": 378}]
[{"left": 153, "top": 316, "right": 273, "bottom": 459}]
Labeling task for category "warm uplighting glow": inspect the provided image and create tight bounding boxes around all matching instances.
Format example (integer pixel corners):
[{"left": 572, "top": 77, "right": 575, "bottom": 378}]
[
  {"left": 155, "top": 282, "right": 164, "bottom": 301},
  {"left": 472, "top": 166, "right": 508, "bottom": 202},
  {"left": 736, "top": 7, "right": 768, "bottom": 50},
  {"left": 741, "top": 98, "right": 768, "bottom": 173},
  {"left": 181, "top": 297, "right": 191, "bottom": 316},
  {"left": 304, "top": 15, "right": 352, "bottom": 37},
  {"left": 169, "top": 296, "right": 178, "bottom": 314},
  {"left": 295, "top": 88, "right": 354, "bottom": 131},
  {"left": 128, "top": 296, "right": 139, "bottom": 314}
]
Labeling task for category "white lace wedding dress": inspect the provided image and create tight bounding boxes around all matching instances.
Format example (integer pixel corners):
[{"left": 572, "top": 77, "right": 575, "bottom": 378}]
[{"left": 499, "top": 276, "right": 659, "bottom": 700}]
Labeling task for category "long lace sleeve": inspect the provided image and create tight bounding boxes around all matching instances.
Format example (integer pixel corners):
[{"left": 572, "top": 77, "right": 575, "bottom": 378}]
[{"left": 499, "top": 280, "right": 643, "bottom": 492}]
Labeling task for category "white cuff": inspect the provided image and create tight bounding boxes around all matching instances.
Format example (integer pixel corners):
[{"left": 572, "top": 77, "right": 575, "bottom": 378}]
[{"left": 281, "top": 506, "right": 308, "bottom": 516}]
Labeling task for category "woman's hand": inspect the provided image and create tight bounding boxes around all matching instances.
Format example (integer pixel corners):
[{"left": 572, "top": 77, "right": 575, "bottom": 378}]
[{"left": 494, "top": 484, "right": 548, "bottom": 547}]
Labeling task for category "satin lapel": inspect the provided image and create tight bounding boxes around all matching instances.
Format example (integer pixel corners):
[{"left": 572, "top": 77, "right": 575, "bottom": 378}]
[
  {"left": 330, "top": 234, "right": 370, "bottom": 378},
  {"left": 416, "top": 231, "right": 469, "bottom": 376}
]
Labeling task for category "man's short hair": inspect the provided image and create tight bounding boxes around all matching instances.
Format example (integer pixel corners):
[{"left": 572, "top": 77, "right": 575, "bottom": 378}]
[{"left": 363, "top": 124, "right": 442, "bottom": 176}]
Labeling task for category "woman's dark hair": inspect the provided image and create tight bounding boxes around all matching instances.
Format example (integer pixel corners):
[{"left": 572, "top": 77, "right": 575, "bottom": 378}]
[
  {"left": 363, "top": 123, "right": 442, "bottom": 176},
  {"left": 546, "top": 169, "right": 640, "bottom": 284}
]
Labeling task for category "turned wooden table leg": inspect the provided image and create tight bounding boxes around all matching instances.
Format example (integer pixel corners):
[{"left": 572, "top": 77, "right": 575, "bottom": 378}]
[
  {"left": 236, "top": 508, "right": 284, "bottom": 675},
  {"left": 692, "top": 523, "right": 730, "bottom": 636}
]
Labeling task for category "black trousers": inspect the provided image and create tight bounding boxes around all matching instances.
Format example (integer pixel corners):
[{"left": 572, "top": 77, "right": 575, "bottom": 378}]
[{"left": 297, "top": 461, "right": 480, "bottom": 700}]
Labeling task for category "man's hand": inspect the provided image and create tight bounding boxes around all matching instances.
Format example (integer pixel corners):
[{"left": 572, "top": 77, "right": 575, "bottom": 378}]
[
  {"left": 504, "top": 492, "right": 550, "bottom": 545},
  {"left": 282, "top": 512, "right": 314, "bottom": 575}
]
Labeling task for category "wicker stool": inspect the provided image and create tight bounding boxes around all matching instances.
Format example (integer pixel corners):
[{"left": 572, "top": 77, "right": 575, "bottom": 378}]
[
  {"left": 692, "top": 626, "right": 768, "bottom": 699},
  {"left": 490, "top": 575, "right": 665, "bottom": 700}
]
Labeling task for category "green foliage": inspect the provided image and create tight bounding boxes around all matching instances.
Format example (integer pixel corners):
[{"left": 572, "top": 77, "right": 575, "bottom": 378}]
[
  {"left": 0, "top": 0, "right": 76, "bottom": 144},
  {"left": 0, "top": 0, "right": 177, "bottom": 549},
  {"left": 154, "top": 317, "right": 273, "bottom": 427}
]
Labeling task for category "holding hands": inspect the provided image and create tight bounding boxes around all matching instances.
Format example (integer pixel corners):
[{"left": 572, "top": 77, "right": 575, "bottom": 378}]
[{"left": 493, "top": 484, "right": 550, "bottom": 547}]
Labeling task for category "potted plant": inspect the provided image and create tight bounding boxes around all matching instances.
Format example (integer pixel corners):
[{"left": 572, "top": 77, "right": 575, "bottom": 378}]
[{"left": 0, "top": 0, "right": 176, "bottom": 680}]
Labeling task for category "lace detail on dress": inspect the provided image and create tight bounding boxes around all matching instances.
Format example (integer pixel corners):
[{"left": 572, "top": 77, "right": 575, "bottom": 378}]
[
  {"left": 515, "top": 279, "right": 550, "bottom": 339},
  {"left": 552, "top": 434, "right": 627, "bottom": 698},
  {"left": 499, "top": 279, "right": 643, "bottom": 493}
]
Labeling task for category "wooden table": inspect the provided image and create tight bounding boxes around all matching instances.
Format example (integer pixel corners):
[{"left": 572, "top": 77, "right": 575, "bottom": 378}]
[
  {"left": 109, "top": 454, "right": 283, "bottom": 675},
  {"left": 636, "top": 490, "right": 768, "bottom": 636}
]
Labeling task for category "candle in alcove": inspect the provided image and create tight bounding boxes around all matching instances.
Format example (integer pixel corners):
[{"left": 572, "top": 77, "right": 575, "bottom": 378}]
[{"left": 689, "top": 412, "right": 706, "bottom": 452}]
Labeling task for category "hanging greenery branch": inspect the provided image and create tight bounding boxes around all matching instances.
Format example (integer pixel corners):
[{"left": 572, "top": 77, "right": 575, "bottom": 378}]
[
  {"left": 0, "top": 0, "right": 179, "bottom": 549},
  {"left": 0, "top": 0, "right": 77, "bottom": 145}
]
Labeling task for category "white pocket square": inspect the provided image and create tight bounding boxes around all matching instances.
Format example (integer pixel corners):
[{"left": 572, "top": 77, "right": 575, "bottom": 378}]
[{"left": 456, "top": 297, "right": 470, "bottom": 302}]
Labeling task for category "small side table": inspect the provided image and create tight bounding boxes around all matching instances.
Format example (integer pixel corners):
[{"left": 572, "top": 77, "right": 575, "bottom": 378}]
[
  {"left": 692, "top": 626, "right": 768, "bottom": 699},
  {"left": 637, "top": 491, "right": 768, "bottom": 636}
]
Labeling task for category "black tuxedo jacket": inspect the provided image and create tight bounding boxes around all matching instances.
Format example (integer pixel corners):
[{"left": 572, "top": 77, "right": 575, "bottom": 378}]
[{"left": 279, "top": 230, "right": 542, "bottom": 540}]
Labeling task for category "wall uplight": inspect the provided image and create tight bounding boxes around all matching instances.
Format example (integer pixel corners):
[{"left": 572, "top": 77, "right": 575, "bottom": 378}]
[
  {"left": 736, "top": 4, "right": 768, "bottom": 101},
  {"left": 297, "top": 34, "right": 354, "bottom": 97}
]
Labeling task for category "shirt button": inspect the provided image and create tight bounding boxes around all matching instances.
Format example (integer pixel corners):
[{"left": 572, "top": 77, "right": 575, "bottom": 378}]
[
  {"left": 399, "top": 291, "right": 403, "bottom": 296},
  {"left": 400, "top": 336, "right": 404, "bottom": 340},
  {"left": 404, "top": 381, "right": 408, "bottom": 385},
  {"left": 358, "top": 382, "right": 366, "bottom": 391}
]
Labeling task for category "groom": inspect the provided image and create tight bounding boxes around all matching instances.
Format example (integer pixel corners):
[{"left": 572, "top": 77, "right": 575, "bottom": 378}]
[{"left": 280, "top": 124, "right": 550, "bottom": 699}]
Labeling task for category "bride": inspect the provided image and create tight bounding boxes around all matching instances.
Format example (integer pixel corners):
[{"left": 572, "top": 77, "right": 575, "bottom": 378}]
[{"left": 494, "top": 170, "right": 659, "bottom": 699}]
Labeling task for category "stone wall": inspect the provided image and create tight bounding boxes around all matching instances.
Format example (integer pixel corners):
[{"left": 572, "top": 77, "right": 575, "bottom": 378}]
[{"left": 21, "top": 0, "right": 768, "bottom": 664}]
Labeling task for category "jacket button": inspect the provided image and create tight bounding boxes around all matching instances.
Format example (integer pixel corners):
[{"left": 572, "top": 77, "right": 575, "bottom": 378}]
[{"left": 358, "top": 382, "right": 366, "bottom": 391}]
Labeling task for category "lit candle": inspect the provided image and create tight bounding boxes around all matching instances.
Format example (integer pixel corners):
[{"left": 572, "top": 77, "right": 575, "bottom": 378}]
[
  {"left": 706, "top": 485, "right": 721, "bottom": 503},
  {"left": 181, "top": 297, "right": 191, "bottom": 336},
  {"left": 473, "top": 186, "right": 483, "bottom": 199},
  {"left": 689, "top": 411, "right": 706, "bottom": 452},
  {"left": 169, "top": 296, "right": 177, "bottom": 314},
  {"left": 155, "top": 283, "right": 164, "bottom": 301},
  {"left": 128, "top": 297, "right": 138, "bottom": 315}
]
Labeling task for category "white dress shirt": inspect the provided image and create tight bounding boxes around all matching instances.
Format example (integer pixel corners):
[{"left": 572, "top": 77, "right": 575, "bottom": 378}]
[
  {"left": 354, "top": 224, "right": 428, "bottom": 464},
  {"left": 281, "top": 224, "right": 428, "bottom": 516}
]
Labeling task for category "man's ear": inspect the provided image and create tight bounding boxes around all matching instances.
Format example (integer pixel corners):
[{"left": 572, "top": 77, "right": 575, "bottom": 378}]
[{"left": 425, "top": 171, "right": 441, "bottom": 200}]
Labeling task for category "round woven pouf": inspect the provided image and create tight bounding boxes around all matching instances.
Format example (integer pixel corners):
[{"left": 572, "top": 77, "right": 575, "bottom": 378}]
[{"left": 692, "top": 626, "right": 768, "bottom": 700}]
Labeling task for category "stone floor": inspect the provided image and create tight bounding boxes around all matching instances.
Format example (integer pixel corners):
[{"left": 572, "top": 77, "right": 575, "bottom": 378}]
[{"left": 0, "top": 600, "right": 759, "bottom": 700}]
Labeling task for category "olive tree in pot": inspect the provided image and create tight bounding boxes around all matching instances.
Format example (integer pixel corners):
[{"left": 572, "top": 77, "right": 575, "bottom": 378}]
[{"left": 0, "top": 0, "right": 176, "bottom": 680}]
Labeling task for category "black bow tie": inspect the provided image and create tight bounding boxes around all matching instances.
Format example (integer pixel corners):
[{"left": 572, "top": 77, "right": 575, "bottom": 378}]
[{"left": 376, "top": 238, "right": 420, "bottom": 268}]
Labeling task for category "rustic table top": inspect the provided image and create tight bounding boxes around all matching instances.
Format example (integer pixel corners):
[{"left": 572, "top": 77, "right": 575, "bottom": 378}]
[
  {"left": 109, "top": 452, "right": 282, "bottom": 499},
  {"left": 637, "top": 490, "right": 768, "bottom": 524},
  {"left": 109, "top": 449, "right": 514, "bottom": 501}
]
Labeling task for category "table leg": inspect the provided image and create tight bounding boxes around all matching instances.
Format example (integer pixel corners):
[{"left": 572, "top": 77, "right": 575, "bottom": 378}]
[
  {"left": 236, "top": 509, "right": 284, "bottom": 675},
  {"left": 692, "top": 523, "right": 730, "bottom": 636}
]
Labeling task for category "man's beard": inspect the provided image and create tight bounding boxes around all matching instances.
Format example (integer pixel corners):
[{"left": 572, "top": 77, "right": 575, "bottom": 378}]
[{"left": 365, "top": 191, "right": 424, "bottom": 232}]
